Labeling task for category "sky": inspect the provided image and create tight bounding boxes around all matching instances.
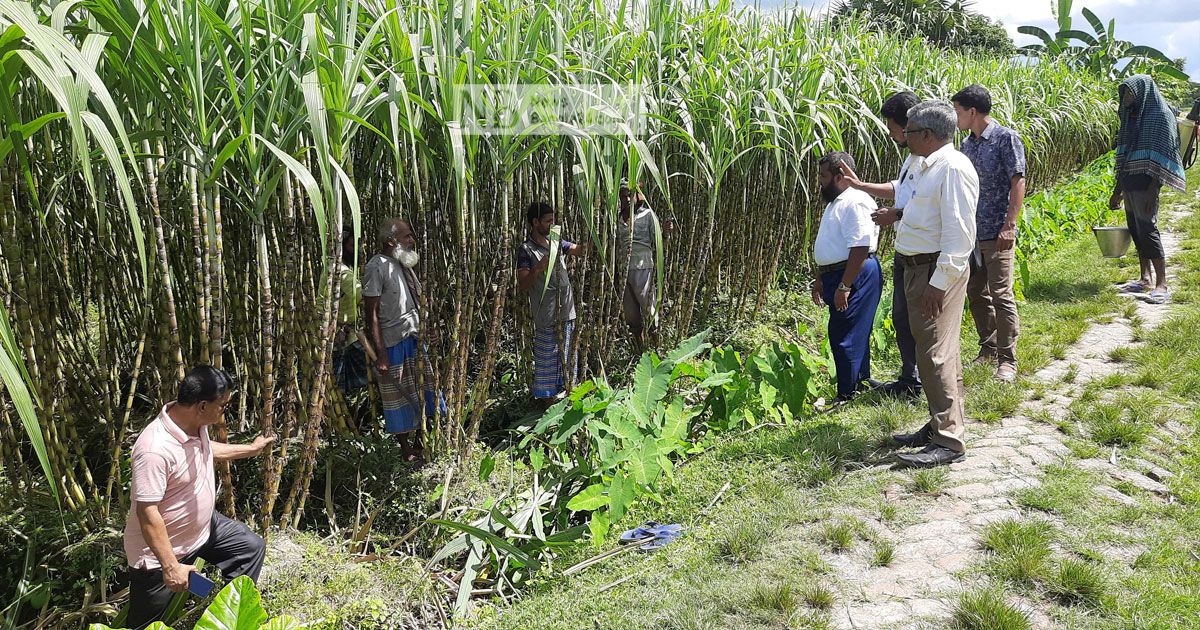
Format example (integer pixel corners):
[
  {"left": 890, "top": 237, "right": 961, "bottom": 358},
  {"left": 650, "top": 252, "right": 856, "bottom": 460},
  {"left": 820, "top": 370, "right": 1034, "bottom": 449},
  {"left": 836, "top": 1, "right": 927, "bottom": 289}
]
[{"left": 753, "top": 0, "right": 1200, "bottom": 81}]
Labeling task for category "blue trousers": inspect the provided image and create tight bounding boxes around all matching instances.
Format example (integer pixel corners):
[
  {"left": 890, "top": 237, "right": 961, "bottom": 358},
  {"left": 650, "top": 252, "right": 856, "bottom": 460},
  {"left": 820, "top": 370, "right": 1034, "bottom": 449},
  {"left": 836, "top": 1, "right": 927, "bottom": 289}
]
[{"left": 822, "top": 256, "right": 883, "bottom": 398}]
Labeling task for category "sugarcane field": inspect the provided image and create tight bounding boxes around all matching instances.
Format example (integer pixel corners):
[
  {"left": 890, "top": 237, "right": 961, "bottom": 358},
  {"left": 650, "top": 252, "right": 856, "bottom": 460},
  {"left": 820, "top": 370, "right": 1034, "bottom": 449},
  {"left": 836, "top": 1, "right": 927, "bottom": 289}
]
[{"left": 3, "top": 0, "right": 1200, "bottom": 628}]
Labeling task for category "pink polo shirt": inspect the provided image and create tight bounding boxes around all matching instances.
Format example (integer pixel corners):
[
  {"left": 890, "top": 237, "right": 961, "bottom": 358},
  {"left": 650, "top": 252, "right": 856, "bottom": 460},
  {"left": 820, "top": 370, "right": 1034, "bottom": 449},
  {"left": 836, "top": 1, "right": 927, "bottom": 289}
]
[{"left": 123, "top": 403, "right": 216, "bottom": 569}]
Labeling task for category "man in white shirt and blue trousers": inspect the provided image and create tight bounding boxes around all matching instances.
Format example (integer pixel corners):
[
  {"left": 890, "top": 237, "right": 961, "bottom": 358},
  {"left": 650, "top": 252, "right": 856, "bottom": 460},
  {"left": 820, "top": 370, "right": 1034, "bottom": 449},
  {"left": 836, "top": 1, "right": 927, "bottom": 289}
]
[
  {"left": 890, "top": 100, "right": 980, "bottom": 468},
  {"left": 809, "top": 151, "right": 883, "bottom": 404}
]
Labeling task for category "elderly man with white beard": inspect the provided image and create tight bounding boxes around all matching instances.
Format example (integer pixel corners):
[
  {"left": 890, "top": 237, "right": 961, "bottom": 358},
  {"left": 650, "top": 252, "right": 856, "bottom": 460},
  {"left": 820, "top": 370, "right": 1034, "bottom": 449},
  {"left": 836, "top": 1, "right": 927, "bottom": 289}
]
[{"left": 364, "top": 218, "right": 444, "bottom": 462}]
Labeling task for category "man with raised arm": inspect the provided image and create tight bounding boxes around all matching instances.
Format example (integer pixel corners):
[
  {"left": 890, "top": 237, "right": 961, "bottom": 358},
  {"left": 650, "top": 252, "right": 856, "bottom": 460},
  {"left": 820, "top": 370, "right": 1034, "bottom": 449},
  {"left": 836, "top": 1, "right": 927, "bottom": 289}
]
[
  {"left": 839, "top": 90, "right": 923, "bottom": 400},
  {"left": 887, "top": 100, "right": 979, "bottom": 468}
]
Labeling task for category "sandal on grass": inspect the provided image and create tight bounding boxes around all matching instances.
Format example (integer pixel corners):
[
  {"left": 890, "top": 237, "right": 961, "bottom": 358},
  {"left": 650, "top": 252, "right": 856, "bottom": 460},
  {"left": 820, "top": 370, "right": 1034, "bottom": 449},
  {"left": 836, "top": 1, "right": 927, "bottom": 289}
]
[
  {"left": 1118, "top": 280, "right": 1149, "bottom": 293},
  {"left": 1147, "top": 289, "right": 1169, "bottom": 305}
]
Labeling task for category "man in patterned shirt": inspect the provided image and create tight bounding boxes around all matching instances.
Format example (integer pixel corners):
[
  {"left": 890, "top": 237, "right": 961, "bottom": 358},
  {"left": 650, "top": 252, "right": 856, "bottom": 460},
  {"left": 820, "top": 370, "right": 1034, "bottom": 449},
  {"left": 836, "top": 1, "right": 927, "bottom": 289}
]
[{"left": 953, "top": 84, "right": 1027, "bottom": 383}]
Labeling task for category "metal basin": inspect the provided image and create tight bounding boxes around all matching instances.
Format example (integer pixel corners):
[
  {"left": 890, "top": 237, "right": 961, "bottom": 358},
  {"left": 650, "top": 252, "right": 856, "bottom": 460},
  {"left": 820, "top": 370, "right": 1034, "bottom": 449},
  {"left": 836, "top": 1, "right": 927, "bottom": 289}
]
[{"left": 1093, "top": 226, "right": 1132, "bottom": 258}]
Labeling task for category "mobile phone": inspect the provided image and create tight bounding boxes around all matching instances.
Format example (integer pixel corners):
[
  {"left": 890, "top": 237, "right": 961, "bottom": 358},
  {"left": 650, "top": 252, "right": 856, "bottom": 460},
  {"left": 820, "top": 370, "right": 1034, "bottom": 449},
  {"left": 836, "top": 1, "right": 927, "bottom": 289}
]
[{"left": 187, "top": 571, "right": 216, "bottom": 598}]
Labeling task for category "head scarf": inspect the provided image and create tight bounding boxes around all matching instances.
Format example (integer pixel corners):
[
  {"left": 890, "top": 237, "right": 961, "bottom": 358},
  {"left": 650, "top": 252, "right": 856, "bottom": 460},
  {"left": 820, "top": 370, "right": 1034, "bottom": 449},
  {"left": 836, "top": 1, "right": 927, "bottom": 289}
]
[{"left": 1116, "top": 75, "right": 1185, "bottom": 192}]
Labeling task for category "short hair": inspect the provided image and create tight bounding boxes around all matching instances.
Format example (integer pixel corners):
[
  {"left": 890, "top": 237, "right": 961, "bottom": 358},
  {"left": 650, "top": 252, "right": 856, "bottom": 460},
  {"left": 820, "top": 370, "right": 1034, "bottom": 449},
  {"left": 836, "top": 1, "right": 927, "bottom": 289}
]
[
  {"left": 881, "top": 91, "right": 920, "bottom": 126},
  {"left": 950, "top": 84, "right": 992, "bottom": 115},
  {"left": 526, "top": 201, "right": 554, "bottom": 225},
  {"left": 178, "top": 365, "right": 235, "bottom": 406},
  {"left": 907, "top": 100, "right": 958, "bottom": 141},
  {"left": 377, "top": 218, "right": 407, "bottom": 244},
  {"left": 818, "top": 151, "right": 855, "bottom": 175}
]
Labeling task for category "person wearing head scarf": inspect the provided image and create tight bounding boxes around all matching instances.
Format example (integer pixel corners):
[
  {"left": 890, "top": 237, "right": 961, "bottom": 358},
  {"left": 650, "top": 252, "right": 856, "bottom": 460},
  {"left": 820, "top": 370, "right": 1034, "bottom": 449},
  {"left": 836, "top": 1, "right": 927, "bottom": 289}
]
[{"left": 1109, "top": 75, "right": 1187, "bottom": 305}]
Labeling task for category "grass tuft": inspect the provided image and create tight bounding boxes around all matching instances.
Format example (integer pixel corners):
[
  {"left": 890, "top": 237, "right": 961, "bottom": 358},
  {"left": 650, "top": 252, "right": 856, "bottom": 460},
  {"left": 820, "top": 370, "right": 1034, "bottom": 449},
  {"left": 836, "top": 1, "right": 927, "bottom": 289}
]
[
  {"left": 717, "top": 520, "right": 769, "bottom": 563},
  {"left": 911, "top": 467, "right": 948, "bottom": 494},
  {"left": 821, "top": 520, "right": 858, "bottom": 552},
  {"left": 1048, "top": 558, "right": 1107, "bottom": 606},
  {"left": 800, "top": 583, "right": 836, "bottom": 611},
  {"left": 870, "top": 539, "right": 895, "bottom": 567},
  {"left": 746, "top": 581, "right": 798, "bottom": 615},
  {"left": 981, "top": 519, "right": 1055, "bottom": 585},
  {"left": 950, "top": 587, "right": 1031, "bottom": 630}
]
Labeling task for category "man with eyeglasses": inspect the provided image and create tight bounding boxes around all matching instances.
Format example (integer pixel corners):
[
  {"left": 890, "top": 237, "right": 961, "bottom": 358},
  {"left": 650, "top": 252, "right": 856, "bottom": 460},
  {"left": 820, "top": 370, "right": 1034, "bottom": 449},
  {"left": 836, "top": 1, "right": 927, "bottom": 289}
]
[
  {"left": 888, "top": 100, "right": 979, "bottom": 468},
  {"left": 123, "top": 365, "right": 275, "bottom": 628}
]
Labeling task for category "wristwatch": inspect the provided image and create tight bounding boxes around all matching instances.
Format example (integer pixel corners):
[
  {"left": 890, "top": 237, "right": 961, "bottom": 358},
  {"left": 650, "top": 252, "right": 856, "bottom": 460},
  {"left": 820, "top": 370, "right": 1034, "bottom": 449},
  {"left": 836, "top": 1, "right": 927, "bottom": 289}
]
[{"left": 836, "top": 282, "right": 851, "bottom": 293}]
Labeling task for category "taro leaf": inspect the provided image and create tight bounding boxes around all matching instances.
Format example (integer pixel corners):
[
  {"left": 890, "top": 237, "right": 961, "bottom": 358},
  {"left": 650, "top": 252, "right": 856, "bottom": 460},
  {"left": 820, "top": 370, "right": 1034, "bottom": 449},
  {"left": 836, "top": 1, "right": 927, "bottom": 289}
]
[
  {"left": 627, "top": 439, "right": 663, "bottom": 486},
  {"left": 529, "top": 447, "right": 545, "bottom": 473},
  {"left": 609, "top": 411, "right": 643, "bottom": 443},
  {"left": 193, "top": 576, "right": 267, "bottom": 630},
  {"left": 628, "top": 354, "right": 672, "bottom": 423},
  {"left": 607, "top": 470, "right": 634, "bottom": 521},
  {"left": 427, "top": 519, "right": 540, "bottom": 573},
  {"left": 551, "top": 407, "right": 588, "bottom": 445},
  {"left": 661, "top": 398, "right": 689, "bottom": 444},
  {"left": 696, "top": 371, "right": 735, "bottom": 389},
  {"left": 565, "top": 483, "right": 608, "bottom": 511},
  {"left": 478, "top": 452, "right": 495, "bottom": 482},
  {"left": 663, "top": 329, "right": 711, "bottom": 367},
  {"left": 588, "top": 509, "right": 611, "bottom": 547},
  {"left": 569, "top": 380, "right": 597, "bottom": 401}
]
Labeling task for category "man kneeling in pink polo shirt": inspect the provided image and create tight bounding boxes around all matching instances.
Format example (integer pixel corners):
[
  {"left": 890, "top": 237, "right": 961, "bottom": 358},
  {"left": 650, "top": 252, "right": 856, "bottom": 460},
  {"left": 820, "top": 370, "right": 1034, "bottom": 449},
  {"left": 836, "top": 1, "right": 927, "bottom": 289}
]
[{"left": 123, "top": 365, "right": 275, "bottom": 628}]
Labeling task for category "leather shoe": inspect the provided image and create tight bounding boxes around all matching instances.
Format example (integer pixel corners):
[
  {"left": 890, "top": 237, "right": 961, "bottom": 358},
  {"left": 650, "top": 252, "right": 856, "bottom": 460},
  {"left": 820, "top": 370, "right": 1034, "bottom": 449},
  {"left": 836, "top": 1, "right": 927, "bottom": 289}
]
[
  {"left": 858, "top": 378, "right": 884, "bottom": 392},
  {"left": 895, "top": 444, "right": 966, "bottom": 468},
  {"left": 892, "top": 425, "right": 932, "bottom": 448},
  {"left": 879, "top": 381, "right": 921, "bottom": 400}
]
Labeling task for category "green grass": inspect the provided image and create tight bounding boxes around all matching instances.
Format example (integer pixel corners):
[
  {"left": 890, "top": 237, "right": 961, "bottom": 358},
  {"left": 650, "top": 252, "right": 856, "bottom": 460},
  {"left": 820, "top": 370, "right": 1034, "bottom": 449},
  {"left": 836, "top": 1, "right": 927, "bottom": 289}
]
[
  {"left": 1047, "top": 558, "right": 1108, "bottom": 606},
  {"left": 717, "top": 520, "right": 771, "bottom": 563},
  {"left": 950, "top": 587, "right": 1032, "bottom": 630},
  {"left": 800, "top": 583, "right": 836, "bottom": 611},
  {"left": 870, "top": 539, "right": 895, "bottom": 567},
  {"left": 746, "top": 581, "right": 798, "bottom": 616},
  {"left": 911, "top": 467, "right": 949, "bottom": 494},
  {"left": 821, "top": 519, "right": 859, "bottom": 552},
  {"left": 981, "top": 519, "right": 1055, "bottom": 586}
]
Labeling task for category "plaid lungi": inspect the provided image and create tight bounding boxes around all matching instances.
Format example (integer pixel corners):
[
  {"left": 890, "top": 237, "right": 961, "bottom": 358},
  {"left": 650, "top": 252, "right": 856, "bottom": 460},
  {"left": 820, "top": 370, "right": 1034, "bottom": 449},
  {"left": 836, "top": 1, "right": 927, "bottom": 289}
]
[
  {"left": 377, "top": 336, "right": 444, "bottom": 433},
  {"left": 533, "top": 320, "right": 577, "bottom": 399}
]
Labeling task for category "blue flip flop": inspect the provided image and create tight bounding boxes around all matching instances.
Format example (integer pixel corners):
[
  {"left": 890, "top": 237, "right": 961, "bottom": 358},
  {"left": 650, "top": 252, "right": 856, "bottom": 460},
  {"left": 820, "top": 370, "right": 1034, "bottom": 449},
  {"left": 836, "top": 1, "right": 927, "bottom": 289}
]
[{"left": 619, "top": 521, "right": 684, "bottom": 551}]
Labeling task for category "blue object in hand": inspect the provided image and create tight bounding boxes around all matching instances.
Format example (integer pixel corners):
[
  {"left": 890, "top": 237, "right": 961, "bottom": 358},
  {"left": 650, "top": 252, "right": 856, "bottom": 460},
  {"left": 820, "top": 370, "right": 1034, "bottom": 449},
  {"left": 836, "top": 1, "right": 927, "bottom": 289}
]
[{"left": 188, "top": 571, "right": 216, "bottom": 598}]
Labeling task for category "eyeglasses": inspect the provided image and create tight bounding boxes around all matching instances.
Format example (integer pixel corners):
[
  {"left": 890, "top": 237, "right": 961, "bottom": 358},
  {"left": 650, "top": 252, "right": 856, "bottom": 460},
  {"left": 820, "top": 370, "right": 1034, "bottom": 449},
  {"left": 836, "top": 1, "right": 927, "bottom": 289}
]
[{"left": 902, "top": 127, "right": 929, "bottom": 136}]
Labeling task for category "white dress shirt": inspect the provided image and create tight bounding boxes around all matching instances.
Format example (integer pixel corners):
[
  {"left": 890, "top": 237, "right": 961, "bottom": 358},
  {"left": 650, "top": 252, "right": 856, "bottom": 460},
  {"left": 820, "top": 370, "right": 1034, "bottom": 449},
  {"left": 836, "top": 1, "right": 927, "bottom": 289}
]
[
  {"left": 890, "top": 153, "right": 922, "bottom": 209},
  {"left": 894, "top": 143, "right": 979, "bottom": 291},
  {"left": 813, "top": 187, "right": 879, "bottom": 266}
]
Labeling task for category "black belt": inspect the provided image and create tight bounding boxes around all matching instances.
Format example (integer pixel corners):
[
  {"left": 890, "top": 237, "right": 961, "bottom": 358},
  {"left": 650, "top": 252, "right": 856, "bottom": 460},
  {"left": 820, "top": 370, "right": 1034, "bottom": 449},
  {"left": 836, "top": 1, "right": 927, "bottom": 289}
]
[
  {"left": 817, "top": 253, "right": 876, "bottom": 275},
  {"left": 896, "top": 252, "right": 940, "bottom": 267}
]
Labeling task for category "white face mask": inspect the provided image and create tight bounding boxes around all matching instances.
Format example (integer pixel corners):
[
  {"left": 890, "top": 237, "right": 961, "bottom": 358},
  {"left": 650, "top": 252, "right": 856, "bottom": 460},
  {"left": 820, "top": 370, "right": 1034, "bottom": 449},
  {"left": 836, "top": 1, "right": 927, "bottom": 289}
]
[{"left": 393, "top": 246, "right": 419, "bottom": 268}]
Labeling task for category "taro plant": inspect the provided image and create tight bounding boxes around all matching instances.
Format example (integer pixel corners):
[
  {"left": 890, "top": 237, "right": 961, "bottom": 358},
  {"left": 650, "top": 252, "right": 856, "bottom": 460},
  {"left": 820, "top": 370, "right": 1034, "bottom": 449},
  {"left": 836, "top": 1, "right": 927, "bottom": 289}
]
[
  {"left": 426, "top": 329, "right": 827, "bottom": 615},
  {"left": 90, "top": 576, "right": 299, "bottom": 630}
]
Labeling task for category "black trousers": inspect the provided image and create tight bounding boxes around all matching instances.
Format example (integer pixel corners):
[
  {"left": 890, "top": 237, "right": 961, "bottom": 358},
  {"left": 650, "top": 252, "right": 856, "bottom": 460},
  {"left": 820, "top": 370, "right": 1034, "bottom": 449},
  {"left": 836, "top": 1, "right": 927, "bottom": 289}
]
[
  {"left": 126, "top": 512, "right": 266, "bottom": 629},
  {"left": 892, "top": 253, "right": 921, "bottom": 386}
]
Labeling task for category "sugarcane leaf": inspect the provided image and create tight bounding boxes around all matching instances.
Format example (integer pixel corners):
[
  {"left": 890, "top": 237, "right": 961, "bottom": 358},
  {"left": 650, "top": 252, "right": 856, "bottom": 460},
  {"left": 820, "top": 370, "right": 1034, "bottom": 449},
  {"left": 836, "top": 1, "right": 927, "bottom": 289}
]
[
  {"left": 427, "top": 519, "right": 540, "bottom": 573},
  {"left": 0, "top": 304, "right": 55, "bottom": 506}
]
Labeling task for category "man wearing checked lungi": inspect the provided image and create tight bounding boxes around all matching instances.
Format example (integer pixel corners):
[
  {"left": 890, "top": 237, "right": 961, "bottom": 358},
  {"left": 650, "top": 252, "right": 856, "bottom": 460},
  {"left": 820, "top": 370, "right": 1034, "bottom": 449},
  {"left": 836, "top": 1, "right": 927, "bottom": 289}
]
[
  {"left": 364, "top": 218, "right": 444, "bottom": 462},
  {"left": 518, "top": 201, "right": 587, "bottom": 406}
]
